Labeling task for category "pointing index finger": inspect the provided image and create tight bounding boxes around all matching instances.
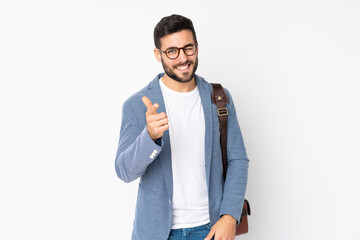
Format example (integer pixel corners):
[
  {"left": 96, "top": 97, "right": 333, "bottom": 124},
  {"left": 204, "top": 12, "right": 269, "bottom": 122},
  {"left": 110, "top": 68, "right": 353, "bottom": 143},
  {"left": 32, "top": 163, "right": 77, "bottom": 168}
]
[
  {"left": 142, "top": 96, "right": 159, "bottom": 114},
  {"left": 142, "top": 96, "right": 152, "bottom": 110}
]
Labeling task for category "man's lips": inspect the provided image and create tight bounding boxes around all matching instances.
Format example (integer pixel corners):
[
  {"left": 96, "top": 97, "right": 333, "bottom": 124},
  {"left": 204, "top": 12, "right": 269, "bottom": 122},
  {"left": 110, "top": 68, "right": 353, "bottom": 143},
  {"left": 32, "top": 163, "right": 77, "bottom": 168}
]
[{"left": 175, "top": 63, "right": 191, "bottom": 72}]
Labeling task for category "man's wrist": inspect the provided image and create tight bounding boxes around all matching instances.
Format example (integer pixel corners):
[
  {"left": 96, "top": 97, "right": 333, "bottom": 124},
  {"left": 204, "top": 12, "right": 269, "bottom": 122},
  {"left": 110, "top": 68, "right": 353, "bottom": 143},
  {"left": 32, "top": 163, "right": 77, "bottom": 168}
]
[{"left": 221, "top": 214, "right": 237, "bottom": 224}]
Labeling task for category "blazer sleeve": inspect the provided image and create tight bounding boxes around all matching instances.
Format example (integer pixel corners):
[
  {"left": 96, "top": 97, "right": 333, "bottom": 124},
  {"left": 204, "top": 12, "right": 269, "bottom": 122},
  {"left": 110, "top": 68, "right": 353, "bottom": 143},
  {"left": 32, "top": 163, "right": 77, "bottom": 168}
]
[
  {"left": 115, "top": 100, "right": 163, "bottom": 183},
  {"left": 219, "top": 88, "right": 249, "bottom": 224}
]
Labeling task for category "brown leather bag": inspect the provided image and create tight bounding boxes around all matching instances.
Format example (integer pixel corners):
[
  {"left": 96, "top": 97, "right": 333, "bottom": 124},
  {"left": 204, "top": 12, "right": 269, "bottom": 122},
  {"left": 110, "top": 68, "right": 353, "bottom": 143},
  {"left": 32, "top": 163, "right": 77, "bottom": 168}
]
[{"left": 211, "top": 83, "right": 251, "bottom": 235}]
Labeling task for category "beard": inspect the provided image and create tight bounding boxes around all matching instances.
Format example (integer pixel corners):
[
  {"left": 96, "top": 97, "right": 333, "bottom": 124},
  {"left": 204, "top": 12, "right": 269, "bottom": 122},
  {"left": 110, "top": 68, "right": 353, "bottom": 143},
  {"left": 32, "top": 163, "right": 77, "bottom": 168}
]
[{"left": 161, "top": 56, "right": 198, "bottom": 83}]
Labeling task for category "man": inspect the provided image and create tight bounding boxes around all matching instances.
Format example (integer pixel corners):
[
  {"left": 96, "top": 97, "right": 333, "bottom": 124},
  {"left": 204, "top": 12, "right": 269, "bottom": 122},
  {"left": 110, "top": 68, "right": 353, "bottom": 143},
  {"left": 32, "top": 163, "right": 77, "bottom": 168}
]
[{"left": 115, "top": 14, "right": 249, "bottom": 240}]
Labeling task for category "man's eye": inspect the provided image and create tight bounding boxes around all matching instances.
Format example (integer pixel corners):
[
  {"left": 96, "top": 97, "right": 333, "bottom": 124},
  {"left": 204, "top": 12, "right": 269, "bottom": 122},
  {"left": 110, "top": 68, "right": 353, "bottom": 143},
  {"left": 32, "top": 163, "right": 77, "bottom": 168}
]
[{"left": 167, "top": 49, "right": 177, "bottom": 54}]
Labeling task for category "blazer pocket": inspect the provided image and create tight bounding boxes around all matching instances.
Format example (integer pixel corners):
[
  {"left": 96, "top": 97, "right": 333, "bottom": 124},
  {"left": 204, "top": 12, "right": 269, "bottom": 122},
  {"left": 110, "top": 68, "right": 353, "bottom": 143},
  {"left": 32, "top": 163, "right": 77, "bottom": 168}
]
[{"left": 134, "top": 183, "right": 170, "bottom": 237}]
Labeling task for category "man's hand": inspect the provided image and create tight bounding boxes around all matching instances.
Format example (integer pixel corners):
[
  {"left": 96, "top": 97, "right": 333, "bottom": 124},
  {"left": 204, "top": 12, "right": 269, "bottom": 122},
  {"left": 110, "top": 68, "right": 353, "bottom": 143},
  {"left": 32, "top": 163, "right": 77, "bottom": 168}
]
[
  {"left": 204, "top": 214, "right": 237, "bottom": 240},
  {"left": 142, "top": 96, "right": 169, "bottom": 141}
]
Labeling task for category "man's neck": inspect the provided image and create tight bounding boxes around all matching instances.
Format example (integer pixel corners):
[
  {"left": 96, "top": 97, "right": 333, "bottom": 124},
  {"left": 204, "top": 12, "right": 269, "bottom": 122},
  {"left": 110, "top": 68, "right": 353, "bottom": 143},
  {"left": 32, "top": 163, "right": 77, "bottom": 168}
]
[{"left": 161, "top": 74, "right": 196, "bottom": 93}]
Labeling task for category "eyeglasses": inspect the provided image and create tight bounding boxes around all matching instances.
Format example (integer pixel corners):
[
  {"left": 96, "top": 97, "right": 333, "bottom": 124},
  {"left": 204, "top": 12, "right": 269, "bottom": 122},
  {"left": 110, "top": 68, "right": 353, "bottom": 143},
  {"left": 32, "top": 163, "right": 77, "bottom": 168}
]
[{"left": 157, "top": 43, "right": 198, "bottom": 60}]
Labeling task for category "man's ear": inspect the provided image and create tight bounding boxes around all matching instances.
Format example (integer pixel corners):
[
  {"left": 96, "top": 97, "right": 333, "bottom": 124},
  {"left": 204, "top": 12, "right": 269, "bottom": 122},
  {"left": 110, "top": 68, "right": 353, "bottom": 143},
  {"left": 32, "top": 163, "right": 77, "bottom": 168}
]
[{"left": 154, "top": 48, "right": 162, "bottom": 63}]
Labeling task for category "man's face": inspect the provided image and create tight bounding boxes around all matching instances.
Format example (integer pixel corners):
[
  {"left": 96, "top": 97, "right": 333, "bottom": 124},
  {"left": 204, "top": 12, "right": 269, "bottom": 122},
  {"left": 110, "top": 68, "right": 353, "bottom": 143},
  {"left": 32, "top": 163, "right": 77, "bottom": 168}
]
[{"left": 155, "top": 30, "right": 198, "bottom": 83}]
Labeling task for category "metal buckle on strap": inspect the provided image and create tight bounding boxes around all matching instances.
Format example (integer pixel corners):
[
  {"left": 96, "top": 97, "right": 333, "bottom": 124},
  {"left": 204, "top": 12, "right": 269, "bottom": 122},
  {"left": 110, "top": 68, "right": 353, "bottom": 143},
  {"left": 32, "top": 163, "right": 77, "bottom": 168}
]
[{"left": 217, "top": 108, "right": 228, "bottom": 116}]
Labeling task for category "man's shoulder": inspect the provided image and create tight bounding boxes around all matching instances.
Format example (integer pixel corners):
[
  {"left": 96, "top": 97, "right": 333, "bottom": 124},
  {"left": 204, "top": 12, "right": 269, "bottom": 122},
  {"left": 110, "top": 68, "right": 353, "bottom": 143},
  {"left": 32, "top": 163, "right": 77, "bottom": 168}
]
[{"left": 199, "top": 76, "right": 232, "bottom": 97}]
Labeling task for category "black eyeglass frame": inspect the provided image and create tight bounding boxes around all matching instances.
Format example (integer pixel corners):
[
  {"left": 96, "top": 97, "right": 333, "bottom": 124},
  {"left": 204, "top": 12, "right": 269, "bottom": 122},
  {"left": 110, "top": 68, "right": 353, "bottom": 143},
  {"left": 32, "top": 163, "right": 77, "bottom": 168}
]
[{"left": 157, "top": 43, "right": 198, "bottom": 60}]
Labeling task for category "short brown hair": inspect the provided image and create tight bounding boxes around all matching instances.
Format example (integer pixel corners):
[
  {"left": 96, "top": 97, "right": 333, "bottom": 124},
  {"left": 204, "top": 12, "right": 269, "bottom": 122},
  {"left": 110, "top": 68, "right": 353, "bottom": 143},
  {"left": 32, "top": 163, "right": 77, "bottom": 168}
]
[{"left": 154, "top": 14, "right": 197, "bottom": 49}]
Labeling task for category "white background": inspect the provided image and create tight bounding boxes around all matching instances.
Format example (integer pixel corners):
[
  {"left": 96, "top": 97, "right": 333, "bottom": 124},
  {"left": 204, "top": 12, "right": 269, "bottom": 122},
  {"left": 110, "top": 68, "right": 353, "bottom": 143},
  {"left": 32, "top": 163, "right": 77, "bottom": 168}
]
[{"left": 1, "top": 0, "right": 359, "bottom": 239}]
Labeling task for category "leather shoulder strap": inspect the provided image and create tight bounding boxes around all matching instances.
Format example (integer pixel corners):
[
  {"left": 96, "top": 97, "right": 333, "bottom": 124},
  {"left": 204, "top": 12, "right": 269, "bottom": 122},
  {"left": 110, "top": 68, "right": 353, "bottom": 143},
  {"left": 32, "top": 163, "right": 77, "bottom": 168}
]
[
  {"left": 211, "top": 83, "right": 229, "bottom": 179},
  {"left": 211, "top": 84, "right": 251, "bottom": 222}
]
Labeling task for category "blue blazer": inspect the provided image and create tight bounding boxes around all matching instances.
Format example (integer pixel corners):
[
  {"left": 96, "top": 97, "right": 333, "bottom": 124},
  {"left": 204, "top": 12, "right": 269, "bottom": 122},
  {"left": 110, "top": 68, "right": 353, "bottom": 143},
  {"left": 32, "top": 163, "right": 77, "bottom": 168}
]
[{"left": 115, "top": 73, "right": 249, "bottom": 240}]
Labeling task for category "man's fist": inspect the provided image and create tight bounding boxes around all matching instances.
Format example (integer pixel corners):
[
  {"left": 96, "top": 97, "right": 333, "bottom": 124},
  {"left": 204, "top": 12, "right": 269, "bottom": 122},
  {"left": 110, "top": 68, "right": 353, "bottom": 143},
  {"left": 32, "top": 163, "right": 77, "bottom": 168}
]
[{"left": 142, "top": 96, "right": 169, "bottom": 141}]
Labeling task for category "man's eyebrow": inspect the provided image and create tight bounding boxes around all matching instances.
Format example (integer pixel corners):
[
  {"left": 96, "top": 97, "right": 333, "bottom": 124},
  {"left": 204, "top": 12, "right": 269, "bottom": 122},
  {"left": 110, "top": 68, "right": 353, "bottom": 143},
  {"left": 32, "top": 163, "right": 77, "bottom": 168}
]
[{"left": 165, "top": 43, "right": 194, "bottom": 50}]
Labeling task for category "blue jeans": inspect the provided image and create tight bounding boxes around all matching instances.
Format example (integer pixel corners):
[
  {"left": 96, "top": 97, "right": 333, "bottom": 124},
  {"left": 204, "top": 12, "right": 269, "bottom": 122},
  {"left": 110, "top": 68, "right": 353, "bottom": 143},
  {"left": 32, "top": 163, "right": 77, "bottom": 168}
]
[{"left": 167, "top": 223, "right": 213, "bottom": 240}]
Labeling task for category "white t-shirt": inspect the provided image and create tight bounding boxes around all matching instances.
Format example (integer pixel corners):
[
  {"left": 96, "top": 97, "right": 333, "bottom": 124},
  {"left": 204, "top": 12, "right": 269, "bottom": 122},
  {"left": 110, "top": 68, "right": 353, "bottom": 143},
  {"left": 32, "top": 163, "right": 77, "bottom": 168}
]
[{"left": 159, "top": 78, "right": 210, "bottom": 229}]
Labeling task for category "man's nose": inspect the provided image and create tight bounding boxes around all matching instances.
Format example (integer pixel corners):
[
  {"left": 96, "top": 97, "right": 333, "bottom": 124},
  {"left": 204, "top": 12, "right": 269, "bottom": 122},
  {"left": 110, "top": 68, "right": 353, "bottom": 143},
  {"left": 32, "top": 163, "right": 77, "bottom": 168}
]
[{"left": 177, "top": 48, "right": 188, "bottom": 62}]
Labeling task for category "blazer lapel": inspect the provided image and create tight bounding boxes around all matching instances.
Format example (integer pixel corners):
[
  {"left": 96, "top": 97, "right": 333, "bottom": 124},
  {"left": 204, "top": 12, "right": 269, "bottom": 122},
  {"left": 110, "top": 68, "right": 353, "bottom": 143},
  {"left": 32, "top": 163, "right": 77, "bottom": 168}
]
[
  {"left": 196, "top": 75, "right": 213, "bottom": 189},
  {"left": 147, "top": 74, "right": 173, "bottom": 199}
]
